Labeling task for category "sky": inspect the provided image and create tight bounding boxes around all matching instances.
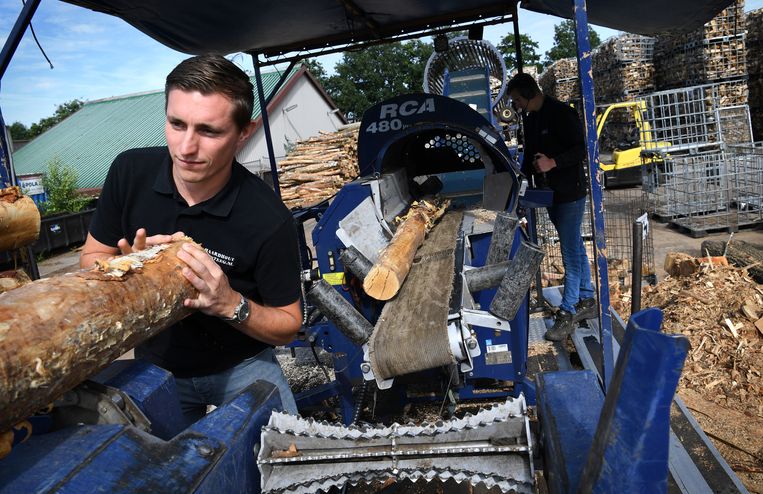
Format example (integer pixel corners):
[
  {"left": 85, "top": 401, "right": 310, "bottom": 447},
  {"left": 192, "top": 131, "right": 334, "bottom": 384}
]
[{"left": 2, "top": 1, "right": 762, "bottom": 127}]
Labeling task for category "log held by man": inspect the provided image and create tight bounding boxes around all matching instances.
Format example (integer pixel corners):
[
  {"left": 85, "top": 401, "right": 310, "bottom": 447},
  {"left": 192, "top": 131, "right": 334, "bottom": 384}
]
[
  {"left": 0, "top": 239, "right": 198, "bottom": 433},
  {"left": 0, "top": 186, "right": 40, "bottom": 252}
]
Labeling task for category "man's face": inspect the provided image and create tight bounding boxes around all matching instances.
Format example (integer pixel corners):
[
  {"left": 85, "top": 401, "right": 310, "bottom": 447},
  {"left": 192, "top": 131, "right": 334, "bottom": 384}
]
[
  {"left": 165, "top": 89, "right": 252, "bottom": 188},
  {"left": 510, "top": 90, "right": 530, "bottom": 114}
]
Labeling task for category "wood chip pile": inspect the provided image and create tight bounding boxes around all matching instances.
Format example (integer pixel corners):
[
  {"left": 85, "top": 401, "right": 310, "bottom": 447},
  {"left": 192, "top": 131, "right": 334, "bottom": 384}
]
[
  {"left": 592, "top": 34, "right": 656, "bottom": 103},
  {"left": 278, "top": 124, "right": 360, "bottom": 209},
  {"left": 654, "top": 0, "right": 746, "bottom": 89},
  {"left": 538, "top": 58, "right": 580, "bottom": 104},
  {"left": 747, "top": 8, "right": 763, "bottom": 140},
  {"left": 640, "top": 261, "right": 763, "bottom": 419}
]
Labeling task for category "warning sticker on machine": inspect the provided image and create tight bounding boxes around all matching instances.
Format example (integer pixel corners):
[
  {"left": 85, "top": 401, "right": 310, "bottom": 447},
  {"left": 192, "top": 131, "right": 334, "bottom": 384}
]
[
  {"left": 322, "top": 272, "right": 345, "bottom": 285},
  {"left": 485, "top": 344, "right": 511, "bottom": 365}
]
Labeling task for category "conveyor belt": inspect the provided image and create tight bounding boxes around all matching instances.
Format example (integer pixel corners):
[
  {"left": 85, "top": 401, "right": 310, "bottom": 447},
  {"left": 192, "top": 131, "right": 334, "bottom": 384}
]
[{"left": 368, "top": 211, "right": 463, "bottom": 379}]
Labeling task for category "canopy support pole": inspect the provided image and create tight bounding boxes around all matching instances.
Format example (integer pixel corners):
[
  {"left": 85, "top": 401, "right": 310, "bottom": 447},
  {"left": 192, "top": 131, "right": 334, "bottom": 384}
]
[
  {"left": 572, "top": 0, "right": 614, "bottom": 391},
  {"left": 250, "top": 53, "right": 282, "bottom": 198}
]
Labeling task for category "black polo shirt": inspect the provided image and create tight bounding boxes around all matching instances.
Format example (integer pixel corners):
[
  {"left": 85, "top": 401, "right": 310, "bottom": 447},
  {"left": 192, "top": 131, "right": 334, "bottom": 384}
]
[{"left": 90, "top": 147, "right": 301, "bottom": 377}]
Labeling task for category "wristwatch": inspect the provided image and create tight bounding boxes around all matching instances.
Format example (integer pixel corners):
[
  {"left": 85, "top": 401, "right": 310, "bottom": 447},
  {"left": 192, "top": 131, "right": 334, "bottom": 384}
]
[{"left": 222, "top": 292, "right": 250, "bottom": 323}]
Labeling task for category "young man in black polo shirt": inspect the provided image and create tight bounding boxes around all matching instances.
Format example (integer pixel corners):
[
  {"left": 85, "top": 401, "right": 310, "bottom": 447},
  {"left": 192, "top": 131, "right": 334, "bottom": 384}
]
[
  {"left": 81, "top": 55, "right": 302, "bottom": 423},
  {"left": 507, "top": 73, "right": 596, "bottom": 342}
]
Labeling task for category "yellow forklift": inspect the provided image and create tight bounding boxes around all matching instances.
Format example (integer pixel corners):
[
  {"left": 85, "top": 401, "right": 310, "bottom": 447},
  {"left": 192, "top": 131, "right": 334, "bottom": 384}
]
[{"left": 596, "top": 100, "right": 671, "bottom": 187}]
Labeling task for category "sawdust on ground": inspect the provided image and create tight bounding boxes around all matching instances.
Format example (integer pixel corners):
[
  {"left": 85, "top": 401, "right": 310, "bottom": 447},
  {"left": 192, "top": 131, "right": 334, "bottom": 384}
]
[{"left": 638, "top": 262, "right": 763, "bottom": 491}]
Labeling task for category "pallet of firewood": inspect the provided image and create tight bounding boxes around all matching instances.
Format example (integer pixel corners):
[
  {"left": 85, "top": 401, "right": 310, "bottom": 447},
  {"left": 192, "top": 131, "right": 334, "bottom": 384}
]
[
  {"left": 654, "top": 0, "right": 746, "bottom": 89},
  {"left": 538, "top": 58, "right": 579, "bottom": 103}
]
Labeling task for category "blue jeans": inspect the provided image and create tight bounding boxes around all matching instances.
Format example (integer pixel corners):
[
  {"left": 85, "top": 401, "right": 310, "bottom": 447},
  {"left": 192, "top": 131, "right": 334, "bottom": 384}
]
[
  {"left": 547, "top": 196, "right": 595, "bottom": 314},
  {"left": 174, "top": 347, "right": 297, "bottom": 425}
]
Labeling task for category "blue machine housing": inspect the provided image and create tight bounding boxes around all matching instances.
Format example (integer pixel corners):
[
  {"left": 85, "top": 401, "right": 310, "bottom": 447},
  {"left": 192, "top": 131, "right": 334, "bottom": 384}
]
[
  {"left": 0, "top": 360, "right": 283, "bottom": 493},
  {"left": 292, "top": 93, "right": 546, "bottom": 421}
]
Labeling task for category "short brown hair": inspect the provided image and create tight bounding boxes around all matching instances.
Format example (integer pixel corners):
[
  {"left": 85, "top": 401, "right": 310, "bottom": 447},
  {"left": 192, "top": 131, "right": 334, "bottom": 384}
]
[
  {"left": 165, "top": 55, "right": 254, "bottom": 130},
  {"left": 507, "top": 72, "right": 541, "bottom": 100}
]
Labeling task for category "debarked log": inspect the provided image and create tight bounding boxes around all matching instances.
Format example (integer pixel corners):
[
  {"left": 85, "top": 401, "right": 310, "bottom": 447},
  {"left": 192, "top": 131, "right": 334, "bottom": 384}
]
[
  {"left": 363, "top": 212, "right": 427, "bottom": 301},
  {"left": 0, "top": 186, "right": 41, "bottom": 252},
  {"left": 363, "top": 200, "right": 449, "bottom": 301},
  {"left": 0, "top": 239, "right": 198, "bottom": 433}
]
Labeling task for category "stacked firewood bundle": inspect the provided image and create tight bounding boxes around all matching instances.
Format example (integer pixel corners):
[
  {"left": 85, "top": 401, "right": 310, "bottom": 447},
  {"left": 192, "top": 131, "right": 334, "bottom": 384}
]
[
  {"left": 538, "top": 58, "right": 579, "bottom": 103},
  {"left": 592, "top": 34, "right": 656, "bottom": 103},
  {"left": 654, "top": 0, "right": 746, "bottom": 89},
  {"left": 746, "top": 9, "right": 763, "bottom": 140},
  {"left": 278, "top": 124, "right": 360, "bottom": 209},
  {"left": 704, "top": 80, "right": 752, "bottom": 144}
]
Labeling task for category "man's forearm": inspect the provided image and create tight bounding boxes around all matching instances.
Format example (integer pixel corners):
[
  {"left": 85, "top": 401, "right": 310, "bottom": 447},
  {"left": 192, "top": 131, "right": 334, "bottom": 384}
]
[{"left": 232, "top": 299, "right": 302, "bottom": 346}]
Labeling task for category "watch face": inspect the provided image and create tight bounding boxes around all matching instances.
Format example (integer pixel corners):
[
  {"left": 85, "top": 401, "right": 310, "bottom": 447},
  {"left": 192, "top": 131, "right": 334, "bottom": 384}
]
[{"left": 237, "top": 299, "right": 251, "bottom": 323}]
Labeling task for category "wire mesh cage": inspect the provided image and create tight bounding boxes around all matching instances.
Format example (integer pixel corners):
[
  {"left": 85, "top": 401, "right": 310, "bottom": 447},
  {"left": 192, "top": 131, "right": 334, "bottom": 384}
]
[
  {"left": 534, "top": 188, "right": 655, "bottom": 295},
  {"left": 644, "top": 147, "right": 763, "bottom": 235}
]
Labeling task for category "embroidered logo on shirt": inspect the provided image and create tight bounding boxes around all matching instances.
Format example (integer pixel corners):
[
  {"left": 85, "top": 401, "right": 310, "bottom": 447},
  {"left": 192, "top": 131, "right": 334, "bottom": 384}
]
[{"left": 206, "top": 248, "right": 235, "bottom": 267}]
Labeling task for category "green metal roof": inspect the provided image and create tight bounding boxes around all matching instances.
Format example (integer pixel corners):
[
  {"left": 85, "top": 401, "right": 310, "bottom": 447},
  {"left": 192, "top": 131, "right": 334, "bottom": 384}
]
[{"left": 12, "top": 67, "right": 298, "bottom": 190}]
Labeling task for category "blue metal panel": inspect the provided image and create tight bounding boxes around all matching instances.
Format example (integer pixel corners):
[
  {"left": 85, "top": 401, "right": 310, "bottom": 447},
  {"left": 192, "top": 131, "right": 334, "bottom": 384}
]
[
  {"left": 538, "top": 308, "right": 690, "bottom": 493},
  {"left": 94, "top": 359, "right": 186, "bottom": 439},
  {"left": 536, "top": 370, "right": 604, "bottom": 493},
  {"left": 192, "top": 381, "right": 282, "bottom": 494},
  {"left": 573, "top": 0, "right": 615, "bottom": 390},
  {"left": 0, "top": 380, "right": 280, "bottom": 493},
  {"left": 357, "top": 94, "right": 516, "bottom": 178},
  {"left": 579, "top": 308, "right": 689, "bottom": 493}
]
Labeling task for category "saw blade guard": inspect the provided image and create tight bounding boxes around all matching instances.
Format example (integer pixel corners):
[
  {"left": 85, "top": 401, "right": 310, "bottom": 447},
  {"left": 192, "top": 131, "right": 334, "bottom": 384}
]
[{"left": 357, "top": 93, "right": 521, "bottom": 212}]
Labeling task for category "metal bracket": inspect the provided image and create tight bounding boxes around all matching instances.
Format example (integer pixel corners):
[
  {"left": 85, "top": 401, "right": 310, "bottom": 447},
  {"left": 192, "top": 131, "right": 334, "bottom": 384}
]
[
  {"left": 361, "top": 344, "right": 394, "bottom": 390},
  {"left": 461, "top": 308, "right": 511, "bottom": 332}
]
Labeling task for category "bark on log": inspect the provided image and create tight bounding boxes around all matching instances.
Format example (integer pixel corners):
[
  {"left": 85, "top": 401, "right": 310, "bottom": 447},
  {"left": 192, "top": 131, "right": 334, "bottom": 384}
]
[
  {"left": 490, "top": 241, "right": 545, "bottom": 321},
  {"left": 339, "top": 246, "right": 372, "bottom": 281},
  {"left": 701, "top": 240, "right": 763, "bottom": 283},
  {"left": 464, "top": 261, "right": 510, "bottom": 292},
  {"left": 0, "top": 239, "right": 198, "bottom": 433},
  {"left": 0, "top": 186, "right": 40, "bottom": 252},
  {"left": 0, "top": 269, "right": 32, "bottom": 294},
  {"left": 485, "top": 212, "right": 518, "bottom": 265},
  {"left": 363, "top": 211, "right": 428, "bottom": 301},
  {"left": 306, "top": 279, "right": 373, "bottom": 346}
]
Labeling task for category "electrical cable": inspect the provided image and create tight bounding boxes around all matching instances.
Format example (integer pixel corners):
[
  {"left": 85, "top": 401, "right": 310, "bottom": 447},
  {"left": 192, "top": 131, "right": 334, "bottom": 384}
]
[
  {"left": 437, "top": 365, "right": 456, "bottom": 417},
  {"left": 310, "top": 338, "right": 331, "bottom": 382},
  {"left": 22, "top": 0, "right": 53, "bottom": 69}
]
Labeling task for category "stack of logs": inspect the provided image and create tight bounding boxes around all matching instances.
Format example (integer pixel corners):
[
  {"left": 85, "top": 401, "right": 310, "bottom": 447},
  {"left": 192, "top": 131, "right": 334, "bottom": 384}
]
[
  {"left": 747, "top": 8, "right": 763, "bottom": 140},
  {"left": 277, "top": 123, "right": 360, "bottom": 209},
  {"left": 538, "top": 58, "right": 580, "bottom": 104},
  {"left": 592, "top": 34, "right": 656, "bottom": 103},
  {"left": 654, "top": 0, "right": 746, "bottom": 89}
]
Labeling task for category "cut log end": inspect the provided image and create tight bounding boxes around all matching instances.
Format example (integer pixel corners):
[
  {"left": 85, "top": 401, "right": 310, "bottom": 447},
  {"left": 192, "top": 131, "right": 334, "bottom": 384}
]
[{"left": 363, "top": 266, "right": 401, "bottom": 301}]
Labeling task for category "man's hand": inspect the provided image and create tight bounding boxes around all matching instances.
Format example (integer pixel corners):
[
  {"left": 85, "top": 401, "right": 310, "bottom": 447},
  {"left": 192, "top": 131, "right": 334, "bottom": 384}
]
[
  {"left": 176, "top": 242, "right": 238, "bottom": 318},
  {"left": 533, "top": 153, "right": 557, "bottom": 173},
  {"left": 117, "top": 228, "right": 186, "bottom": 255}
]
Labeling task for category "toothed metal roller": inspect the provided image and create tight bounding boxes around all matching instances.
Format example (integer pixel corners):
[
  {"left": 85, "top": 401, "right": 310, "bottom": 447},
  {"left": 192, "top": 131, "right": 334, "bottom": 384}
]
[{"left": 258, "top": 396, "right": 534, "bottom": 493}]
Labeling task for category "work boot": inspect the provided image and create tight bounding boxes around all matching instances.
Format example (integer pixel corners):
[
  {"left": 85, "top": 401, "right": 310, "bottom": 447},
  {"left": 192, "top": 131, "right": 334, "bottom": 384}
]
[
  {"left": 573, "top": 298, "right": 597, "bottom": 322},
  {"left": 544, "top": 309, "right": 575, "bottom": 342}
]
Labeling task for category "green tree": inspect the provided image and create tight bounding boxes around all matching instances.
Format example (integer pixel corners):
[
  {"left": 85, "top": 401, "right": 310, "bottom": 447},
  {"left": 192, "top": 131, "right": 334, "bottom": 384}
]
[
  {"left": 8, "top": 122, "right": 29, "bottom": 141},
  {"left": 497, "top": 33, "right": 542, "bottom": 72},
  {"left": 303, "top": 59, "right": 328, "bottom": 84},
  {"left": 322, "top": 40, "right": 433, "bottom": 120},
  {"left": 40, "top": 157, "right": 90, "bottom": 215},
  {"left": 544, "top": 20, "right": 601, "bottom": 66},
  {"left": 28, "top": 99, "right": 84, "bottom": 138}
]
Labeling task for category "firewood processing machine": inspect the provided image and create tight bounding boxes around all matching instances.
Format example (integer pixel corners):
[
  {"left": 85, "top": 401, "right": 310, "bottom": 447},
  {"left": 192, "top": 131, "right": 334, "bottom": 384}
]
[{"left": 0, "top": 0, "right": 752, "bottom": 492}]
